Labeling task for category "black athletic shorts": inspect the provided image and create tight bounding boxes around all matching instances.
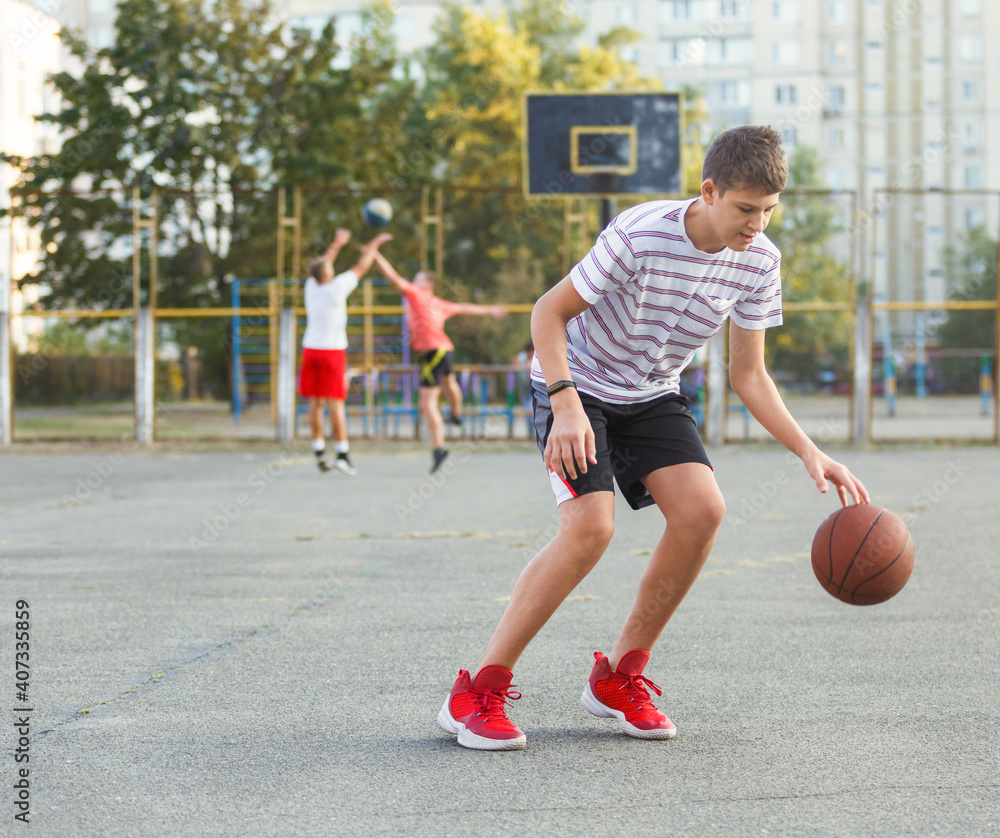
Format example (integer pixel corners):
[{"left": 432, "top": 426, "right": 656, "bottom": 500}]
[
  {"left": 532, "top": 383, "right": 712, "bottom": 510},
  {"left": 418, "top": 349, "right": 453, "bottom": 387}
]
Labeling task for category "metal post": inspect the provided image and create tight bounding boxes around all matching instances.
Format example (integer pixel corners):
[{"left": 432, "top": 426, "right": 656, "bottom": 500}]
[
  {"left": 1, "top": 208, "right": 11, "bottom": 444},
  {"left": 232, "top": 279, "right": 242, "bottom": 426},
  {"left": 134, "top": 307, "right": 155, "bottom": 445},
  {"left": 0, "top": 307, "right": 11, "bottom": 446},
  {"left": 276, "top": 307, "right": 296, "bottom": 443},
  {"left": 705, "top": 330, "right": 725, "bottom": 446},
  {"left": 852, "top": 292, "right": 871, "bottom": 444},
  {"left": 914, "top": 312, "right": 926, "bottom": 399}
]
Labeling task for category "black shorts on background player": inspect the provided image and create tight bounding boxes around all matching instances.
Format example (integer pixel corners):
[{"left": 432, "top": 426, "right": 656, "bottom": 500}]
[{"left": 419, "top": 349, "right": 453, "bottom": 387}]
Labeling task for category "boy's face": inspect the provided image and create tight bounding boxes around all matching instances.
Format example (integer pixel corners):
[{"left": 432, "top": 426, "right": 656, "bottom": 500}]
[
  {"left": 702, "top": 181, "right": 781, "bottom": 252},
  {"left": 414, "top": 272, "right": 435, "bottom": 291}
]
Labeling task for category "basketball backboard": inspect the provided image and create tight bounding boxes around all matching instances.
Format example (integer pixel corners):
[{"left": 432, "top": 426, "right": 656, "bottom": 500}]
[{"left": 523, "top": 92, "right": 682, "bottom": 198}]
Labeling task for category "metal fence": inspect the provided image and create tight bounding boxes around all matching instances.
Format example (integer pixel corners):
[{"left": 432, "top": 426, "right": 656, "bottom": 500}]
[{"left": 2, "top": 187, "right": 998, "bottom": 445}]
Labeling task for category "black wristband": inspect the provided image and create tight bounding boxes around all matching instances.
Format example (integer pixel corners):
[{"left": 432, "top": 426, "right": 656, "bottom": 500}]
[{"left": 546, "top": 379, "right": 577, "bottom": 396}]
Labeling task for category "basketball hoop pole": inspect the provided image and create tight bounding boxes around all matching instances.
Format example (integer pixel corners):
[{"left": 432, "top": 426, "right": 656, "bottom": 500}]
[{"left": 599, "top": 198, "right": 615, "bottom": 232}]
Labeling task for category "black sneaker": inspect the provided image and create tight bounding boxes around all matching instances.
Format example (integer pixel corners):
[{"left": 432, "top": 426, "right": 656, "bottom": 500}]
[
  {"left": 446, "top": 413, "right": 463, "bottom": 427},
  {"left": 333, "top": 452, "right": 358, "bottom": 476},
  {"left": 430, "top": 448, "right": 449, "bottom": 474}
]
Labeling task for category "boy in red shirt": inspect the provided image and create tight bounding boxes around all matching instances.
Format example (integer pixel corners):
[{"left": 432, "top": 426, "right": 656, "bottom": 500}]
[{"left": 371, "top": 252, "right": 505, "bottom": 473}]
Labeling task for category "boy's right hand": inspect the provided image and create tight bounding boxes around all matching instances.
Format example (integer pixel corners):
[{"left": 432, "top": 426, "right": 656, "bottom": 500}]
[
  {"left": 367, "top": 232, "right": 393, "bottom": 249},
  {"left": 544, "top": 395, "right": 597, "bottom": 480}
]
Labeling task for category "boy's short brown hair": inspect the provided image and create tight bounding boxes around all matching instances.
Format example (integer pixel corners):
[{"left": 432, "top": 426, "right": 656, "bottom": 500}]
[
  {"left": 308, "top": 257, "right": 327, "bottom": 281},
  {"left": 702, "top": 125, "right": 787, "bottom": 195}
]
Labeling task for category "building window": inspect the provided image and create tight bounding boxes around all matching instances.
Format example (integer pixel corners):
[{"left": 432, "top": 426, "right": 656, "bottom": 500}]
[
  {"left": 826, "top": 166, "right": 845, "bottom": 190},
  {"left": 827, "top": 40, "right": 848, "bottom": 66},
  {"left": 772, "top": 41, "right": 801, "bottom": 66},
  {"left": 961, "top": 80, "right": 980, "bottom": 103},
  {"left": 616, "top": 4, "right": 639, "bottom": 25},
  {"left": 966, "top": 206, "right": 985, "bottom": 229},
  {"left": 782, "top": 126, "right": 798, "bottom": 146},
  {"left": 658, "top": 38, "right": 707, "bottom": 67},
  {"left": 961, "top": 0, "right": 981, "bottom": 14},
  {"left": 827, "top": 0, "right": 847, "bottom": 23},
  {"left": 959, "top": 35, "right": 983, "bottom": 61},
  {"left": 826, "top": 84, "right": 845, "bottom": 112},
  {"left": 827, "top": 126, "right": 845, "bottom": 150},
  {"left": 772, "top": 0, "right": 799, "bottom": 22},
  {"left": 964, "top": 164, "right": 983, "bottom": 189},
  {"left": 775, "top": 85, "right": 797, "bottom": 105},
  {"left": 665, "top": 0, "right": 692, "bottom": 20},
  {"left": 711, "top": 37, "right": 752, "bottom": 64},
  {"left": 963, "top": 121, "right": 981, "bottom": 149}
]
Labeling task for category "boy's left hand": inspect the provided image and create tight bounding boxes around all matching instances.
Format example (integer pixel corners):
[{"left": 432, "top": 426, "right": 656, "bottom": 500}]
[{"left": 801, "top": 448, "right": 870, "bottom": 507}]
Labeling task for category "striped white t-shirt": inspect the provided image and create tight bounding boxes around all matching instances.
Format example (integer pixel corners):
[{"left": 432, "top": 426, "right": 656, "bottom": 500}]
[{"left": 531, "top": 198, "right": 783, "bottom": 403}]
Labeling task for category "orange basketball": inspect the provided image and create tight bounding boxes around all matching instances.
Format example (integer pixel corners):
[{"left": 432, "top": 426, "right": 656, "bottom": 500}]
[{"left": 811, "top": 504, "right": 914, "bottom": 605}]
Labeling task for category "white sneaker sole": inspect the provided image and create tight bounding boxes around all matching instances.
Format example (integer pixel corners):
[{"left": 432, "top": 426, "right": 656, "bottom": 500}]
[
  {"left": 437, "top": 698, "right": 526, "bottom": 751},
  {"left": 332, "top": 460, "right": 358, "bottom": 476},
  {"left": 581, "top": 683, "right": 676, "bottom": 740}
]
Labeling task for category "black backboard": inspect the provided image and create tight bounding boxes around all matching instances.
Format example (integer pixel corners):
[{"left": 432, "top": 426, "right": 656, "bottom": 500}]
[{"left": 523, "top": 92, "right": 682, "bottom": 198}]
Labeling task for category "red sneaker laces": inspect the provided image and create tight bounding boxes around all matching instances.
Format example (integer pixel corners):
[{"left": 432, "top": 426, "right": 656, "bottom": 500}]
[
  {"left": 613, "top": 672, "right": 662, "bottom": 710},
  {"left": 475, "top": 684, "right": 522, "bottom": 722}
]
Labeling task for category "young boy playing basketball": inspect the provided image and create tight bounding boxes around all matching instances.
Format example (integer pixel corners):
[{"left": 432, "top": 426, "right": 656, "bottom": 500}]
[
  {"left": 437, "top": 125, "right": 870, "bottom": 751},
  {"left": 370, "top": 251, "right": 505, "bottom": 474},
  {"left": 299, "top": 229, "right": 392, "bottom": 474}
]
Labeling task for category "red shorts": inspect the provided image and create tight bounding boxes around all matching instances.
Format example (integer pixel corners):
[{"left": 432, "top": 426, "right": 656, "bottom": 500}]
[{"left": 299, "top": 348, "right": 348, "bottom": 399}]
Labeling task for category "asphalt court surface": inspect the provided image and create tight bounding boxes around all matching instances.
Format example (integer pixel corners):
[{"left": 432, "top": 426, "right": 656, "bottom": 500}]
[{"left": 1, "top": 440, "right": 998, "bottom": 836}]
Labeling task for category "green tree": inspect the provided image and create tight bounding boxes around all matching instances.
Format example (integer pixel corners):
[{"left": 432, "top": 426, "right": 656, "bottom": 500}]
[
  {"left": 4, "top": 0, "right": 415, "bottom": 390},
  {"left": 936, "top": 226, "right": 997, "bottom": 390},
  {"left": 764, "top": 146, "right": 853, "bottom": 385}
]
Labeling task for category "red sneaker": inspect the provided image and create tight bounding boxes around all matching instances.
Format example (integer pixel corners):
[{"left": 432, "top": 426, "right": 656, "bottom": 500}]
[
  {"left": 581, "top": 650, "right": 676, "bottom": 739},
  {"left": 437, "top": 665, "right": 527, "bottom": 751}
]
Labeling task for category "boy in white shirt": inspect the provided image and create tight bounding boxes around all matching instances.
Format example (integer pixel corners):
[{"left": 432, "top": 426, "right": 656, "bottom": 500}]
[{"left": 300, "top": 230, "right": 392, "bottom": 474}]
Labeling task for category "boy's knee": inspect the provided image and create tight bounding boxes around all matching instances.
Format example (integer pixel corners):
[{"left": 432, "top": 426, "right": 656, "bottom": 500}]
[
  {"left": 563, "top": 509, "right": 614, "bottom": 550},
  {"left": 675, "top": 494, "right": 726, "bottom": 537}
]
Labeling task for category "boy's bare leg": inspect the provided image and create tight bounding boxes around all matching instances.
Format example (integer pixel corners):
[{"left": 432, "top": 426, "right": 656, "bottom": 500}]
[
  {"left": 330, "top": 398, "right": 348, "bottom": 443},
  {"left": 442, "top": 374, "right": 463, "bottom": 419},
  {"left": 476, "top": 491, "right": 615, "bottom": 675},
  {"left": 308, "top": 398, "right": 324, "bottom": 440},
  {"left": 419, "top": 386, "right": 445, "bottom": 449},
  {"left": 608, "top": 463, "right": 725, "bottom": 668}
]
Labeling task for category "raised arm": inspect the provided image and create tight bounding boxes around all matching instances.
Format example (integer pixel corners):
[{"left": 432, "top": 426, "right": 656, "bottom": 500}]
[
  {"left": 347, "top": 232, "right": 393, "bottom": 279},
  {"left": 324, "top": 228, "right": 353, "bottom": 265},
  {"left": 729, "top": 322, "right": 869, "bottom": 507},
  {"left": 451, "top": 302, "right": 506, "bottom": 320},
  {"left": 370, "top": 250, "right": 411, "bottom": 294},
  {"left": 530, "top": 276, "right": 595, "bottom": 480}
]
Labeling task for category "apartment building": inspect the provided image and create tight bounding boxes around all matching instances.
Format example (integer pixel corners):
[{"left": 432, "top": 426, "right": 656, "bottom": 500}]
[{"left": 1, "top": 0, "right": 62, "bottom": 350}]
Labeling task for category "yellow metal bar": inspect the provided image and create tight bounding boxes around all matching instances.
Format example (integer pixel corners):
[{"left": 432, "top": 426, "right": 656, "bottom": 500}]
[
  {"left": 292, "top": 185, "right": 302, "bottom": 310},
  {"left": 994, "top": 192, "right": 1000, "bottom": 444},
  {"left": 420, "top": 186, "right": 444, "bottom": 276},
  {"left": 276, "top": 189, "right": 285, "bottom": 298},
  {"left": 149, "top": 188, "right": 159, "bottom": 312},
  {"left": 269, "top": 280, "right": 279, "bottom": 426},
  {"left": 872, "top": 300, "right": 999, "bottom": 311},
  {"left": 146, "top": 308, "right": 288, "bottom": 318},
  {"left": 782, "top": 302, "right": 854, "bottom": 312},
  {"left": 131, "top": 185, "right": 141, "bottom": 313},
  {"left": 14, "top": 309, "right": 134, "bottom": 319}
]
